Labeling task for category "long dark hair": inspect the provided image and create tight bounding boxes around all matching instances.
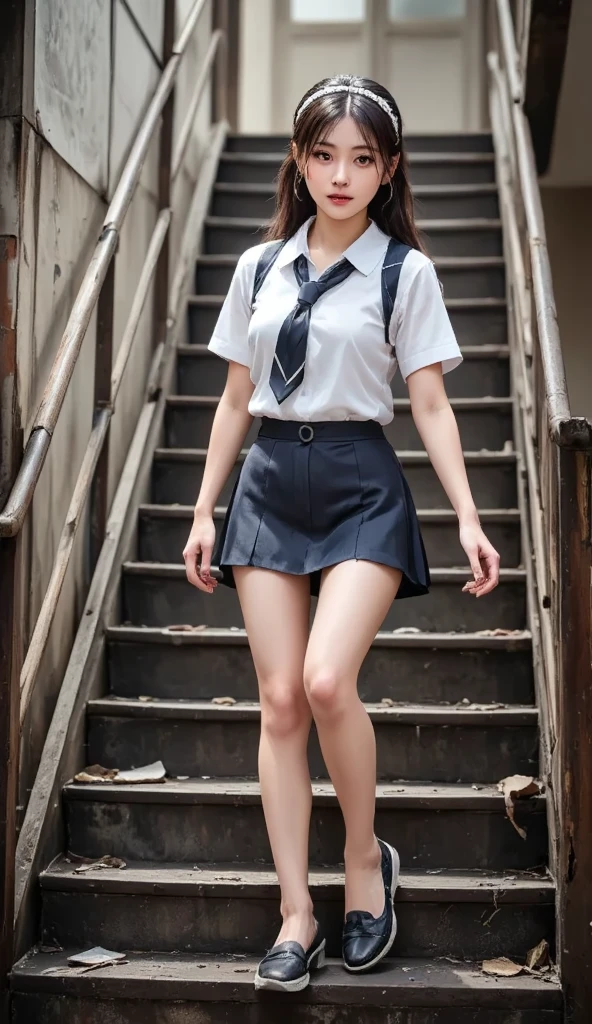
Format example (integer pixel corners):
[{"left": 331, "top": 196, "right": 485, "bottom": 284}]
[{"left": 263, "top": 73, "right": 426, "bottom": 254}]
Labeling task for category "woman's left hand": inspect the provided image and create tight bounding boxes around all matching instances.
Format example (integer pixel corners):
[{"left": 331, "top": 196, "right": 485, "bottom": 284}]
[{"left": 459, "top": 521, "right": 500, "bottom": 597}]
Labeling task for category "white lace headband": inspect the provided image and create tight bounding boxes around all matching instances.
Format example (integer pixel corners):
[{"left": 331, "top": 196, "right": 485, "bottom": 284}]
[{"left": 294, "top": 85, "right": 400, "bottom": 145}]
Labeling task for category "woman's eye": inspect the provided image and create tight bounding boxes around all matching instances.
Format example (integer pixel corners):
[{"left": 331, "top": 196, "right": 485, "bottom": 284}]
[{"left": 311, "top": 151, "right": 374, "bottom": 165}]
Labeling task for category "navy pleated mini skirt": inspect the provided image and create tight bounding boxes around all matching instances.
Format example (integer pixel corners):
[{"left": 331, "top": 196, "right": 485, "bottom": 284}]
[{"left": 212, "top": 417, "right": 431, "bottom": 599}]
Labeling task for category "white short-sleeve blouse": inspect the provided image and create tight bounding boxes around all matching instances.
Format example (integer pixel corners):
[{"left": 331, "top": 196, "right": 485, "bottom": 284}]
[{"left": 207, "top": 214, "right": 463, "bottom": 425}]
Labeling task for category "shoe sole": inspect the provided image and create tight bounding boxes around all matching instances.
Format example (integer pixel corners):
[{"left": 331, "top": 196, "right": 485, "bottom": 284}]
[
  {"left": 253, "top": 940, "right": 326, "bottom": 992},
  {"left": 343, "top": 840, "right": 400, "bottom": 974}
]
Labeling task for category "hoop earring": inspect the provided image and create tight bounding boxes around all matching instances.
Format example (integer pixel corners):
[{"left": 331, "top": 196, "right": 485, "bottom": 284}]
[{"left": 294, "top": 169, "right": 303, "bottom": 201}]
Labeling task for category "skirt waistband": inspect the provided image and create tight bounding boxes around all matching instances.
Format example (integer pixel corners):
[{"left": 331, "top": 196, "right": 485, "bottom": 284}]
[{"left": 257, "top": 417, "right": 385, "bottom": 443}]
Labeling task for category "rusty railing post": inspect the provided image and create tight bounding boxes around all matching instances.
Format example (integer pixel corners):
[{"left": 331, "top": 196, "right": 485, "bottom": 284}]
[
  {"left": 212, "top": 0, "right": 229, "bottom": 124},
  {"left": 89, "top": 255, "right": 116, "bottom": 574},
  {"left": 226, "top": 0, "right": 240, "bottom": 130},
  {"left": 557, "top": 445, "right": 592, "bottom": 1023},
  {"left": 152, "top": 0, "right": 176, "bottom": 355}
]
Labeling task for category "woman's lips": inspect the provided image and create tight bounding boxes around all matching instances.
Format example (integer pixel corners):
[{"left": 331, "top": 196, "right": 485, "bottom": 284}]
[{"left": 328, "top": 195, "right": 353, "bottom": 205}]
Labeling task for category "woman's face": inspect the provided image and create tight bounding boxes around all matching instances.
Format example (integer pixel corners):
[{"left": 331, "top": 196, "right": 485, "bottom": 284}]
[{"left": 293, "top": 115, "right": 398, "bottom": 221}]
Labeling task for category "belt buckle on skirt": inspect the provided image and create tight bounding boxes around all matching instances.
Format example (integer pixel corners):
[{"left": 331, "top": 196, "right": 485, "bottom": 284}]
[{"left": 298, "top": 423, "right": 314, "bottom": 444}]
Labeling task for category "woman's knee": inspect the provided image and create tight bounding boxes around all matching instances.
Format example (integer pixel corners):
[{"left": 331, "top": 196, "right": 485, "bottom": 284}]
[
  {"left": 259, "top": 679, "right": 310, "bottom": 738},
  {"left": 303, "top": 665, "right": 346, "bottom": 718}
]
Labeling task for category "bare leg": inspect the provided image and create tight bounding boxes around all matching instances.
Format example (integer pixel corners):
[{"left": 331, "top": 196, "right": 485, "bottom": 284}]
[
  {"left": 233, "top": 566, "right": 317, "bottom": 949},
  {"left": 303, "top": 559, "right": 402, "bottom": 917}
]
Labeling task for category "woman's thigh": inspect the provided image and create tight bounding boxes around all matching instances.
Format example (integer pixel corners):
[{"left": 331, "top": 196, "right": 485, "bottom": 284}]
[
  {"left": 233, "top": 566, "right": 312, "bottom": 705},
  {"left": 304, "top": 560, "right": 403, "bottom": 685}
]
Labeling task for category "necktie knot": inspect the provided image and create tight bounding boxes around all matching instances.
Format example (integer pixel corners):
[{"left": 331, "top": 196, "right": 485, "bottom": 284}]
[{"left": 297, "top": 281, "right": 322, "bottom": 308}]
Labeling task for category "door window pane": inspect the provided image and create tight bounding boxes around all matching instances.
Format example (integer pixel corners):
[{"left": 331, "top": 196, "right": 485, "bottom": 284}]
[
  {"left": 291, "top": 0, "right": 365, "bottom": 22},
  {"left": 388, "top": 0, "right": 465, "bottom": 19}
]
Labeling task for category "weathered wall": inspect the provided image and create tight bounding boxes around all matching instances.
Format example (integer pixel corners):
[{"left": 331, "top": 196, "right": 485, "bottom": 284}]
[
  {"left": 541, "top": 186, "right": 592, "bottom": 422},
  {"left": 0, "top": 0, "right": 212, "bottom": 818}
]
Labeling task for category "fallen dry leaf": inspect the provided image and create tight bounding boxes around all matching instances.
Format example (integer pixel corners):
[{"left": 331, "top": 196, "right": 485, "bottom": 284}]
[
  {"left": 482, "top": 957, "right": 523, "bottom": 977},
  {"left": 498, "top": 775, "right": 543, "bottom": 839},
  {"left": 526, "top": 939, "right": 550, "bottom": 971},
  {"left": 73, "top": 765, "right": 118, "bottom": 784},
  {"left": 211, "top": 696, "right": 237, "bottom": 705}
]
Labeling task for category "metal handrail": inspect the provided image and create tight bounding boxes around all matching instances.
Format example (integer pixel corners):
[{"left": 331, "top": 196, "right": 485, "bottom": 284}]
[
  {"left": 494, "top": 0, "right": 591, "bottom": 448},
  {"left": 0, "top": 0, "right": 211, "bottom": 540}
]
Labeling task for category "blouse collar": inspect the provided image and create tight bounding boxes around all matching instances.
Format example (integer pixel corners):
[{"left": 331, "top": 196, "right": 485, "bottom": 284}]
[{"left": 275, "top": 214, "right": 389, "bottom": 277}]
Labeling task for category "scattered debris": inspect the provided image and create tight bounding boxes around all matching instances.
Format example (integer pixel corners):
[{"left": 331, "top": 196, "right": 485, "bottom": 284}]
[
  {"left": 66, "top": 947, "right": 128, "bottom": 971},
  {"left": 114, "top": 761, "right": 167, "bottom": 784},
  {"left": 498, "top": 775, "right": 543, "bottom": 839},
  {"left": 177, "top": 775, "right": 190, "bottom": 781},
  {"left": 380, "top": 697, "right": 395, "bottom": 706},
  {"left": 73, "top": 764, "right": 118, "bottom": 784},
  {"left": 39, "top": 943, "right": 63, "bottom": 954},
  {"left": 482, "top": 941, "right": 555, "bottom": 980},
  {"left": 426, "top": 868, "right": 443, "bottom": 874},
  {"left": 74, "top": 761, "right": 167, "bottom": 785},
  {"left": 165, "top": 624, "right": 208, "bottom": 632},
  {"left": 475, "top": 628, "right": 526, "bottom": 637},
  {"left": 482, "top": 957, "right": 523, "bottom": 977},
  {"left": 211, "top": 696, "right": 237, "bottom": 705},
  {"left": 66, "top": 853, "right": 126, "bottom": 874},
  {"left": 458, "top": 702, "right": 505, "bottom": 711},
  {"left": 138, "top": 695, "right": 156, "bottom": 702},
  {"left": 392, "top": 626, "right": 422, "bottom": 633},
  {"left": 461, "top": 698, "right": 471, "bottom": 705},
  {"left": 472, "top": 785, "right": 483, "bottom": 791}
]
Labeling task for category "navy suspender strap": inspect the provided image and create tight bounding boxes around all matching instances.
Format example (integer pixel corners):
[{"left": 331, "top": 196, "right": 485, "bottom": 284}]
[
  {"left": 250, "top": 239, "right": 286, "bottom": 311},
  {"left": 381, "top": 236, "right": 412, "bottom": 348},
  {"left": 251, "top": 234, "right": 412, "bottom": 343}
]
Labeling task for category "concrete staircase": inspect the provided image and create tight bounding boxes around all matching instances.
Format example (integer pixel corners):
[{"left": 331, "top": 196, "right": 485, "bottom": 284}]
[{"left": 11, "top": 133, "right": 562, "bottom": 1022}]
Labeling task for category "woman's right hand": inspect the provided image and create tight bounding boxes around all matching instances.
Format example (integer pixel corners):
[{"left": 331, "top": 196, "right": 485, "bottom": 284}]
[{"left": 183, "top": 511, "right": 218, "bottom": 594}]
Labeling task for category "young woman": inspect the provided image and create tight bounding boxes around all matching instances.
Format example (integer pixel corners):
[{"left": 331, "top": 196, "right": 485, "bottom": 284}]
[{"left": 183, "top": 73, "right": 500, "bottom": 992}]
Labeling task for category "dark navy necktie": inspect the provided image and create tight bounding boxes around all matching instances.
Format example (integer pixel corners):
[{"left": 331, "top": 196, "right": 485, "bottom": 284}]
[{"left": 269, "top": 252, "right": 355, "bottom": 404}]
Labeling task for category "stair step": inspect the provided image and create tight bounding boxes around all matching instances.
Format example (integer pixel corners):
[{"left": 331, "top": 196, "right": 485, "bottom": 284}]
[
  {"left": 224, "top": 131, "right": 495, "bottom": 153},
  {"left": 195, "top": 253, "right": 505, "bottom": 298},
  {"left": 188, "top": 295, "right": 508, "bottom": 346},
  {"left": 10, "top": 950, "right": 561, "bottom": 1023},
  {"left": 164, "top": 396, "right": 515, "bottom": 452},
  {"left": 203, "top": 215, "right": 503, "bottom": 258},
  {"left": 106, "top": 625, "right": 535, "bottom": 705},
  {"left": 86, "top": 696, "right": 537, "bottom": 784},
  {"left": 152, "top": 446, "right": 519, "bottom": 509},
  {"left": 178, "top": 343, "right": 511, "bottom": 399},
  {"left": 139, "top": 503, "right": 521, "bottom": 568},
  {"left": 217, "top": 151, "right": 497, "bottom": 186},
  {"left": 212, "top": 180, "right": 500, "bottom": 220},
  {"left": 62, "top": 779, "right": 547, "bottom": 871},
  {"left": 38, "top": 860, "right": 554, "bottom": 960},
  {"left": 121, "top": 563, "right": 526, "bottom": 632}
]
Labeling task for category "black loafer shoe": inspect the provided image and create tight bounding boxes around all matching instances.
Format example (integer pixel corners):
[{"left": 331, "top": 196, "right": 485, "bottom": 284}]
[
  {"left": 254, "top": 920, "right": 326, "bottom": 992},
  {"left": 342, "top": 838, "right": 400, "bottom": 973}
]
